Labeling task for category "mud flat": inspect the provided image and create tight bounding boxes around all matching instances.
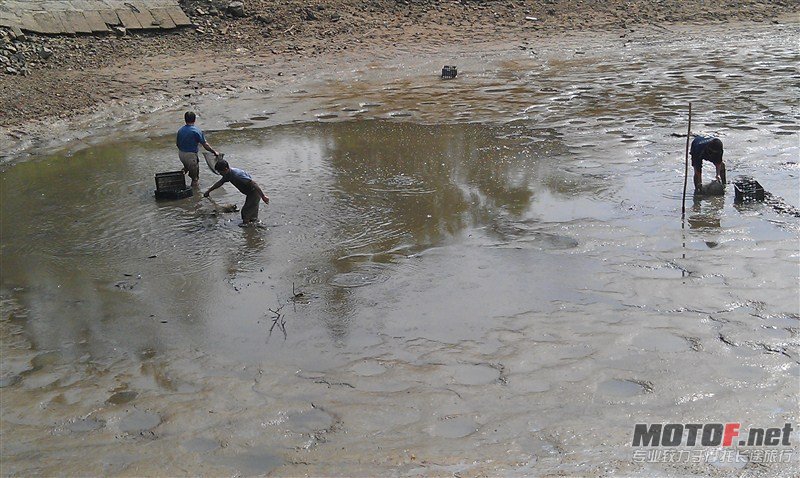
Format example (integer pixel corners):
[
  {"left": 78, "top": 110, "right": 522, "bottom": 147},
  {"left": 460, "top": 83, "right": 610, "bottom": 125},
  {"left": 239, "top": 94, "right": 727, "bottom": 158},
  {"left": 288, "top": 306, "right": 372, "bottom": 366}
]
[{"left": 1, "top": 20, "right": 799, "bottom": 478}]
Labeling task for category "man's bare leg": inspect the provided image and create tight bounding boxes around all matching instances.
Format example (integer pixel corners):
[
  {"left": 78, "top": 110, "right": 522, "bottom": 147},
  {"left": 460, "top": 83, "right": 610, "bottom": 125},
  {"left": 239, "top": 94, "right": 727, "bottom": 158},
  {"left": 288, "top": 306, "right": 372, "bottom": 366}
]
[{"left": 189, "top": 168, "right": 199, "bottom": 188}]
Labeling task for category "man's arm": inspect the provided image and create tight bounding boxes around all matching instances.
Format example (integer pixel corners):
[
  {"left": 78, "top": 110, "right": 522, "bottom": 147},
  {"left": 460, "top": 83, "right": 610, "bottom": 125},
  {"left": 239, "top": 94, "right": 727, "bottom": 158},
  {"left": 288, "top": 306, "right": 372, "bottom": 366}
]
[
  {"left": 251, "top": 181, "right": 270, "bottom": 204},
  {"left": 201, "top": 141, "right": 218, "bottom": 157},
  {"left": 693, "top": 168, "right": 702, "bottom": 192},
  {"left": 204, "top": 178, "right": 227, "bottom": 197},
  {"left": 714, "top": 162, "right": 724, "bottom": 182}
]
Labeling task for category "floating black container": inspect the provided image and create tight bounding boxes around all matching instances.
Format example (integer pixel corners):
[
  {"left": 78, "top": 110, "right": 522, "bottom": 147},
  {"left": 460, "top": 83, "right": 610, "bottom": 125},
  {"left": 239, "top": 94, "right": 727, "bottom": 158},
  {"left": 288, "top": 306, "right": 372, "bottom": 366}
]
[
  {"left": 441, "top": 65, "right": 457, "bottom": 79},
  {"left": 733, "top": 177, "right": 765, "bottom": 203},
  {"left": 154, "top": 171, "right": 193, "bottom": 200}
]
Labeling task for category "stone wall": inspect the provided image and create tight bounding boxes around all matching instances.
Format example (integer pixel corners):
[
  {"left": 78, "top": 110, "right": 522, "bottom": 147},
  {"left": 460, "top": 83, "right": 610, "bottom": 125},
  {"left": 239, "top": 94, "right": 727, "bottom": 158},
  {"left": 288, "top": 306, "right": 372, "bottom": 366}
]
[{"left": 0, "top": 1, "right": 191, "bottom": 34}]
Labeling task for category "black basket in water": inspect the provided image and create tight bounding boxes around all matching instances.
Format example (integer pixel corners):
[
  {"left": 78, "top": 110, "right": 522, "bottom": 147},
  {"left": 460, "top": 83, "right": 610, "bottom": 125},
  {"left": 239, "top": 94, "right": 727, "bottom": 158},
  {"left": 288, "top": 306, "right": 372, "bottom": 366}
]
[
  {"left": 441, "top": 65, "right": 457, "bottom": 79},
  {"left": 154, "top": 171, "right": 193, "bottom": 200},
  {"left": 733, "top": 177, "right": 765, "bottom": 203}
]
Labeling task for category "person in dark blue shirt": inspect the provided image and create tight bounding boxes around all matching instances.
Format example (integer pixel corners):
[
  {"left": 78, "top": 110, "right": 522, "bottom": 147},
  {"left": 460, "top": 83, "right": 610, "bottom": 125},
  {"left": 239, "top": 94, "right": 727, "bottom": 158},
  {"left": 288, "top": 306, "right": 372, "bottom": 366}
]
[
  {"left": 690, "top": 135, "right": 726, "bottom": 194},
  {"left": 204, "top": 159, "right": 270, "bottom": 225},
  {"left": 176, "top": 111, "right": 218, "bottom": 188}
]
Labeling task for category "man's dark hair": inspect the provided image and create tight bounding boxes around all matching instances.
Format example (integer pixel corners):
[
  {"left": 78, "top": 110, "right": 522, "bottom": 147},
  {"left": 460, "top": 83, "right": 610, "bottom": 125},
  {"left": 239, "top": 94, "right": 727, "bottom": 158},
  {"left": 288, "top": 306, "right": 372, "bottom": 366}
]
[
  {"left": 184, "top": 111, "right": 196, "bottom": 123},
  {"left": 215, "top": 159, "right": 229, "bottom": 172},
  {"left": 707, "top": 138, "right": 723, "bottom": 162}
]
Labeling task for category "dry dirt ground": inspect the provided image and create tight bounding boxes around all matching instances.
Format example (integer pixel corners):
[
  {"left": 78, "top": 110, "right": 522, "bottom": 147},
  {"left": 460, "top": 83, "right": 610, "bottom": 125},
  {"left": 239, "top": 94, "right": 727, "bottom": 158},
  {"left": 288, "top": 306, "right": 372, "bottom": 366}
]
[{"left": 0, "top": 0, "right": 797, "bottom": 133}]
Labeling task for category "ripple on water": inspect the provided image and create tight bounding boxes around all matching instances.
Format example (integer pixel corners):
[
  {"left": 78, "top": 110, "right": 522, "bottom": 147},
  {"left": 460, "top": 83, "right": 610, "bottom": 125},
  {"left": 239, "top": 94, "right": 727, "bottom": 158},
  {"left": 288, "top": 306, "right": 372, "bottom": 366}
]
[
  {"left": 285, "top": 408, "right": 334, "bottom": 433},
  {"left": 488, "top": 231, "right": 579, "bottom": 251},
  {"left": 366, "top": 173, "right": 436, "bottom": 196},
  {"left": 117, "top": 410, "right": 161, "bottom": 433},
  {"left": 182, "top": 437, "right": 221, "bottom": 453},
  {"left": 65, "top": 417, "right": 106, "bottom": 433},
  {"left": 227, "top": 122, "right": 254, "bottom": 129},
  {"left": 761, "top": 315, "right": 799, "bottom": 328},
  {"left": 216, "top": 451, "right": 284, "bottom": 476},
  {"left": 509, "top": 375, "right": 551, "bottom": 394},
  {"left": 631, "top": 332, "right": 688, "bottom": 353},
  {"left": 616, "top": 263, "right": 687, "bottom": 279},
  {"left": 597, "top": 379, "right": 651, "bottom": 398},
  {"left": 448, "top": 364, "right": 501, "bottom": 385},
  {"left": 329, "top": 262, "right": 391, "bottom": 288},
  {"left": 353, "top": 378, "right": 413, "bottom": 393},
  {"left": 428, "top": 416, "right": 480, "bottom": 438},
  {"left": 107, "top": 391, "right": 138, "bottom": 405},
  {"left": 21, "top": 371, "right": 60, "bottom": 389},
  {"left": 31, "top": 351, "right": 61, "bottom": 370},
  {"left": 573, "top": 159, "right": 603, "bottom": 168},
  {"left": 728, "top": 125, "right": 758, "bottom": 131},
  {"left": 0, "top": 375, "right": 21, "bottom": 388},
  {"left": 350, "top": 361, "right": 387, "bottom": 376}
]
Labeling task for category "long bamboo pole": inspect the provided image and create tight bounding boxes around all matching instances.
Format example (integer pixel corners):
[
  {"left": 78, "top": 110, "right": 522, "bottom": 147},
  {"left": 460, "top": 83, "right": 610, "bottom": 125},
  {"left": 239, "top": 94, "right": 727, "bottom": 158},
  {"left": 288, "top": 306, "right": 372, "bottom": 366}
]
[{"left": 682, "top": 102, "right": 692, "bottom": 218}]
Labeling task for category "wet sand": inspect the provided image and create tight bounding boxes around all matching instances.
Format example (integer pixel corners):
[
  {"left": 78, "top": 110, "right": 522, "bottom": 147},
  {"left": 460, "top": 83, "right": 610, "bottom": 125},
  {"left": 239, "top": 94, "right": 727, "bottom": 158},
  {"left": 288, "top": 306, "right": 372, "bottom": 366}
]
[{"left": 1, "top": 21, "right": 799, "bottom": 477}]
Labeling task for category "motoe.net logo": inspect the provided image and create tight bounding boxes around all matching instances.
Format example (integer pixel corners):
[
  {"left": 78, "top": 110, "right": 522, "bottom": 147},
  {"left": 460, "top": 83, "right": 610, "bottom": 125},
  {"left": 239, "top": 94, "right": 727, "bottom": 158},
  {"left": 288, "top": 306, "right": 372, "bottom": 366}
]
[{"left": 631, "top": 422, "right": 795, "bottom": 465}]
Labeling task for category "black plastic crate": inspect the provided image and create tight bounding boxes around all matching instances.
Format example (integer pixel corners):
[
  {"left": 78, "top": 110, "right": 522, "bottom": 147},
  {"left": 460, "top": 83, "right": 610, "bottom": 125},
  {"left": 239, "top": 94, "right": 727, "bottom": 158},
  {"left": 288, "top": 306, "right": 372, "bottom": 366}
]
[
  {"left": 155, "top": 171, "right": 186, "bottom": 191},
  {"left": 154, "top": 171, "right": 192, "bottom": 200},
  {"left": 441, "top": 65, "right": 457, "bottom": 79},
  {"left": 733, "top": 177, "right": 765, "bottom": 203}
]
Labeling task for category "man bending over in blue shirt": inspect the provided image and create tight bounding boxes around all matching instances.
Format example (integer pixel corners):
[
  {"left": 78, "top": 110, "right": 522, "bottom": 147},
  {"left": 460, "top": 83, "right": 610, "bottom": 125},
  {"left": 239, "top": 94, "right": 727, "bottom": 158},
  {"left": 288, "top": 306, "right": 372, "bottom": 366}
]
[
  {"left": 690, "top": 135, "right": 726, "bottom": 194},
  {"left": 204, "top": 159, "right": 270, "bottom": 225},
  {"left": 176, "top": 111, "right": 218, "bottom": 188}
]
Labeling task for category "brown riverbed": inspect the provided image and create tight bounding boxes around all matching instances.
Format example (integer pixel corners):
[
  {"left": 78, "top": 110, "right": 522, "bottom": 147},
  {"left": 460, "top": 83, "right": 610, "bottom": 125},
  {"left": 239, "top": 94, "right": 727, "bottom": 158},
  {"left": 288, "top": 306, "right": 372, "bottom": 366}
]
[{"left": 1, "top": 14, "right": 799, "bottom": 478}]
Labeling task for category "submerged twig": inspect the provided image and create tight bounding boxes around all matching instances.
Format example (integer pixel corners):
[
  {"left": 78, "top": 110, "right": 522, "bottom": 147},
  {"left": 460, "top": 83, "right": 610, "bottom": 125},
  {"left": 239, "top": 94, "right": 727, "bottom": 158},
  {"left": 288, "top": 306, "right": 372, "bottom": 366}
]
[
  {"left": 264, "top": 283, "right": 310, "bottom": 341},
  {"left": 268, "top": 304, "right": 287, "bottom": 339}
]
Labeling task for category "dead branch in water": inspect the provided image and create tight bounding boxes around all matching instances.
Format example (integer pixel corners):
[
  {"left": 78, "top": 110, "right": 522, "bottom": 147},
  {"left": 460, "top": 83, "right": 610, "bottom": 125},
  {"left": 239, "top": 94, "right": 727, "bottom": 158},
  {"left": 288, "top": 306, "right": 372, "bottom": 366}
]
[
  {"left": 264, "top": 283, "right": 309, "bottom": 341},
  {"left": 268, "top": 304, "right": 287, "bottom": 340}
]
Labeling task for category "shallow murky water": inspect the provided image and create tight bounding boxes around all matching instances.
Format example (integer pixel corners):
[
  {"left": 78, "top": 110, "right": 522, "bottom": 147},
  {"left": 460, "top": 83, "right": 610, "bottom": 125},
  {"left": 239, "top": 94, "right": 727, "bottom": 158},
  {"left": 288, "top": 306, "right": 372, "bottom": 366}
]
[{"left": 1, "top": 23, "right": 798, "bottom": 476}]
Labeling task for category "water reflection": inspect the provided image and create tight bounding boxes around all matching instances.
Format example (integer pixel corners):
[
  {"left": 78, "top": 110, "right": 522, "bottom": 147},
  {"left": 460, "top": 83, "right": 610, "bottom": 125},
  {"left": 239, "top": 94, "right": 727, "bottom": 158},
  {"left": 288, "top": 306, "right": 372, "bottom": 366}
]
[
  {"left": 285, "top": 121, "right": 597, "bottom": 339},
  {"left": 1, "top": 120, "right": 610, "bottom": 353},
  {"left": 1, "top": 142, "right": 225, "bottom": 361},
  {"left": 688, "top": 196, "right": 724, "bottom": 230},
  {"left": 324, "top": 122, "right": 562, "bottom": 254}
]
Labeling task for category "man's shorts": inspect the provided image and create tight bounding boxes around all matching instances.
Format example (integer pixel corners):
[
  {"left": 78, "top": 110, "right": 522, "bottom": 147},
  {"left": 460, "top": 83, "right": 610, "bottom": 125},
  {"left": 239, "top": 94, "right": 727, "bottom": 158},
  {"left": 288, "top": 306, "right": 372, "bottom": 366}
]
[
  {"left": 241, "top": 190, "right": 260, "bottom": 223},
  {"left": 178, "top": 151, "right": 200, "bottom": 180}
]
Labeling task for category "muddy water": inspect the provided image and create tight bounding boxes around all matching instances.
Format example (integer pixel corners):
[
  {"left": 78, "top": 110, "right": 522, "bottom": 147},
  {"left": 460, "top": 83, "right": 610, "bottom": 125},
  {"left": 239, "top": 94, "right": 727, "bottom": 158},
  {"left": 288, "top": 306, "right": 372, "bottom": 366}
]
[{"left": 2, "top": 23, "right": 799, "bottom": 477}]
